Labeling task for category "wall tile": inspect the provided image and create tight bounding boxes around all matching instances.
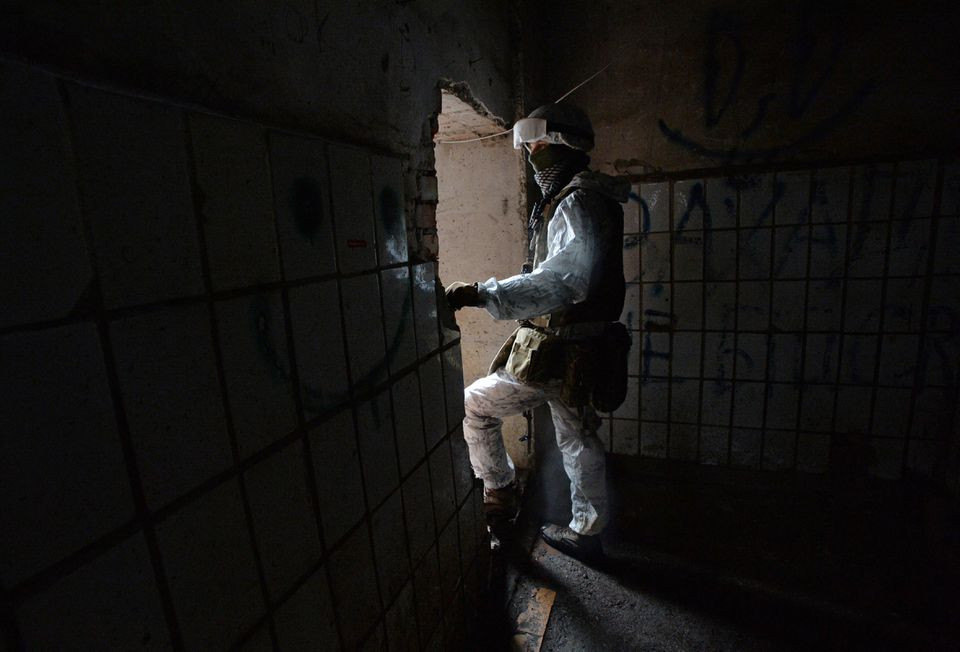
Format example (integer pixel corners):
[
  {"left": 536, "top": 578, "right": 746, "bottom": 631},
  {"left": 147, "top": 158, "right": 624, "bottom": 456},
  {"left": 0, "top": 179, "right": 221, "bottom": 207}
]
[
  {"left": 872, "top": 388, "right": 912, "bottom": 438},
  {"left": 244, "top": 442, "right": 321, "bottom": 599},
  {"left": 0, "top": 323, "right": 132, "bottom": 586},
  {"left": 927, "top": 275, "right": 960, "bottom": 331},
  {"left": 673, "top": 231, "right": 704, "bottom": 281},
  {"left": 624, "top": 183, "right": 641, "bottom": 233},
  {"left": 737, "top": 281, "right": 769, "bottom": 330},
  {"left": 329, "top": 145, "right": 377, "bottom": 273},
  {"left": 672, "top": 282, "right": 702, "bottom": 330},
  {"left": 640, "top": 182, "right": 669, "bottom": 232},
  {"left": 942, "top": 161, "right": 960, "bottom": 215},
  {"left": 851, "top": 164, "right": 893, "bottom": 222},
  {"left": 772, "top": 225, "right": 808, "bottom": 279},
  {"left": 700, "top": 379, "right": 732, "bottom": 426},
  {"left": 403, "top": 463, "right": 436, "bottom": 565},
  {"left": 621, "top": 283, "right": 643, "bottom": 330},
  {"left": 392, "top": 371, "right": 426, "bottom": 476},
  {"left": 640, "top": 233, "right": 670, "bottom": 283},
  {"left": 269, "top": 133, "right": 336, "bottom": 280},
  {"left": 385, "top": 581, "right": 419, "bottom": 652},
  {"left": 670, "top": 379, "right": 699, "bottom": 422},
  {"left": 412, "top": 550, "right": 442, "bottom": 646},
  {"left": 623, "top": 234, "right": 641, "bottom": 282},
  {"left": 887, "top": 219, "right": 930, "bottom": 277},
  {"left": 442, "top": 344, "right": 466, "bottom": 432},
  {"left": 699, "top": 428, "right": 729, "bottom": 465},
  {"left": 111, "top": 305, "right": 231, "bottom": 508},
  {"left": 189, "top": 113, "right": 279, "bottom": 291},
  {"left": 702, "top": 332, "right": 734, "bottom": 381},
  {"left": 69, "top": 84, "right": 202, "bottom": 308},
  {"left": 799, "top": 385, "right": 836, "bottom": 432},
  {"left": 796, "top": 432, "right": 831, "bottom": 473},
  {"left": 327, "top": 523, "right": 382, "bottom": 650},
  {"left": 273, "top": 567, "right": 340, "bottom": 652},
  {"left": 775, "top": 170, "right": 811, "bottom": 225},
  {"left": 810, "top": 167, "right": 849, "bottom": 223},
  {"left": 878, "top": 334, "right": 920, "bottom": 386},
  {"left": 806, "top": 279, "right": 844, "bottom": 331},
  {"left": 705, "top": 177, "right": 738, "bottom": 229},
  {"left": 843, "top": 279, "right": 883, "bottom": 332},
  {"left": 672, "top": 332, "right": 701, "bottom": 377},
  {"left": 730, "top": 428, "right": 761, "bottom": 467},
  {"left": 894, "top": 159, "right": 937, "bottom": 219},
  {"left": 883, "top": 277, "right": 925, "bottom": 332},
  {"left": 739, "top": 174, "right": 776, "bottom": 227},
  {"left": 413, "top": 262, "right": 440, "bottom": 357},
  {"left": 669, "top": 423, "right": 698, "bottom": 461},
  {"left": 834, "top": 386, "right": 873, "bottom": 433},
  {"left": 737, "top": 228, "right": 771, "bottom": 280},
  {"left": 357, "top": 389, "right": 400, "bottom": 508},
  {"left": 156, "top": 479, "right": 264, "bottom": 650},
  {"left": 869, "top": 438, "right": 903, "bottom": 480},
  {"left": 640, "top": 422, "right": 667, "bottom": 458},
  {"left": 767, "top": 334, "right": 803, "bottom": 382},
  {"left": 934, "top": 218, "right": 960, "bottom": 274},
  {"left": 215, "top": 292, "right": 297, "bottom": 458},
  {"left": 371, "top": 489, "right": 411, "bottom": 605},
  {"left": 613, "top": 377, "right": 640, "bottom": 419},
  {"left": 764, "top": 384, "right": 799, "bottom": 431},
  {"left": 839, "top": 334, "right": 878, "bottom": 384},
  {"left": 847, "top": 222, "right": 888, "bottom": 277},
  {"left": 704, "top": 230, "right": 737, "bottom": 281},
  {"left": 430, "top": 439, "right": 456, "bottom": 528},
  {"left": 735, "top": 333, "right": 768, "bottom": 380},
  {"left": 762, "top": 430, "right": 795, "bottom": 470},
  {"left": 732, "top": 382, "right": 765, "bottom": 428},
  {"left": 342, "top": 274, "right": 387, "bottom": 391},
  {"left": 770, "top": 280, "right": 806, "bottom": 332},
  {"left": 611, "top": 419, "right": 639, "bottom": 455},
  {"left": 0, "top": 62, "right": 92, "bottom": 328},
  {"left": 674, "top": 179, "right": 706, "bottom": 231},
  {"left": 449, "top": 428, "right": 474, "bottom": 506},
  {"left": 17, "top": 533, "right": 169, "bottom": 650},
  {"left": 309, "top": 410, "right": 365, "bottom": 548},
  {"left": 419, "top": 354, "right": 448, "bottom": 449},
  {"left": 380, "top": 267, "right": 418, "bottom": 375},
  {"left": 809, "top": 224, "right": 846, "bottom": 279},
  {"left": 803, "top": 334, "right": 840, "bottom": 383},
  {"left": 704, "top": 282, "right": 737, "bottom": 330},
  {"left": 289, "top": 280, "right": 348, "bottom": 418},
  {"left": 437, "top": 518, "right": 460, "bottom": 605}
]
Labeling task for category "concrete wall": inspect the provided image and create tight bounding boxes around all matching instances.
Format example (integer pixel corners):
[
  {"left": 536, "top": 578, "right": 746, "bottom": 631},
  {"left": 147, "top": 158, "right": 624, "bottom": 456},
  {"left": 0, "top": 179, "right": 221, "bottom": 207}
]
[
  {"left": 522, "top": 0, "right": 960, "bottom": 174},
  {"left": 435, "top": 95, "right": 529, "bottom": 470},
  {"left": 521, "top": 0, "right": 960, "bottom": 492},
  {"left": 0, "top": 2, "right": 518, "bottom": 648}
]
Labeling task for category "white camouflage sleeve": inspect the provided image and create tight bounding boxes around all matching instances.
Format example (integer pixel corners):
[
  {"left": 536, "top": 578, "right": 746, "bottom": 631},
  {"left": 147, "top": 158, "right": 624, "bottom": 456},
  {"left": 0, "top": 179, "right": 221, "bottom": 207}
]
[{"left": 478, "top": 192, "right": 599, "bottom": 321}]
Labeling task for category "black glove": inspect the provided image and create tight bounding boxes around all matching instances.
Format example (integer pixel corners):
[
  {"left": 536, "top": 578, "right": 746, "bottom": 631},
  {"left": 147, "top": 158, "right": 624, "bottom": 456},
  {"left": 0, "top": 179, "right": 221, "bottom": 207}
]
[{"left": 445, "top": 282, "right": 481, "bottom": 311}]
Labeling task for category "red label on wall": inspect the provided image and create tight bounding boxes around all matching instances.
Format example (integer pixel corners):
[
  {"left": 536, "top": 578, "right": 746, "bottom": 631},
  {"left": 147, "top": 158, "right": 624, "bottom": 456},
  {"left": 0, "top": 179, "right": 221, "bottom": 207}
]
[{"left": 346, "top": 239, "right": 368, "bottom": 248}]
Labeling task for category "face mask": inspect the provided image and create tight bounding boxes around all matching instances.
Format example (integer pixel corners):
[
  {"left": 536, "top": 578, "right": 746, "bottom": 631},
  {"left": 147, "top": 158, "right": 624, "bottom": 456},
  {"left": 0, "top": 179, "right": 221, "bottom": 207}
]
[{"left": 527, "top": 144, "right": 567, "bottom": 173}]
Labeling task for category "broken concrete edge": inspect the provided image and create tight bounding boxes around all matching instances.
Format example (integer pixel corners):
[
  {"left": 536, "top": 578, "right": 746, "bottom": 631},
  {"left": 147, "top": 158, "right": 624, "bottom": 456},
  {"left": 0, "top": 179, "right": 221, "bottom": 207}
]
[{"left": 438, "top": 78, "right": 510, "bottom": 131}]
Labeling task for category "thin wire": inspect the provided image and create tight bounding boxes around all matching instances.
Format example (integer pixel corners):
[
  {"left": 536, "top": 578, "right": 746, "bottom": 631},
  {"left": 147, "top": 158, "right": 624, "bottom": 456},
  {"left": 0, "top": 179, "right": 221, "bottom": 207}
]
[{"left": 436, "top": 62, "right": 612, "bottom": 144}]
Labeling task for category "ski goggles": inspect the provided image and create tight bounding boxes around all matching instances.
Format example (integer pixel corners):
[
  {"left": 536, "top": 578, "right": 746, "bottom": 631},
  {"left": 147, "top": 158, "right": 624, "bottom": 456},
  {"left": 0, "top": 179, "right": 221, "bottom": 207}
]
[
  {"left": 512, "top": 118, "right": 564, "bottom": 149},
  {"left": 512, "top": 117, "right": 594, "bottom": 150}
]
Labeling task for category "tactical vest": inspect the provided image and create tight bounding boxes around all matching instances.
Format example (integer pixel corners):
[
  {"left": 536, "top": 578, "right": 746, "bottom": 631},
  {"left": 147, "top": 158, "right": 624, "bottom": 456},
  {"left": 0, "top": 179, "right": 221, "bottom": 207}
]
[{"left": 533, "top": 186, "right": 626, "bottom": 328}]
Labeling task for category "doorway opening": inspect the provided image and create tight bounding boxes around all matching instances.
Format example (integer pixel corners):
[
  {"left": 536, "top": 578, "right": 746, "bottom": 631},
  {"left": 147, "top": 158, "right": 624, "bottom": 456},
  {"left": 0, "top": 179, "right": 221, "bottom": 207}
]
[{"left": 434, "top": 87, "right": 530, "bottom": 470}]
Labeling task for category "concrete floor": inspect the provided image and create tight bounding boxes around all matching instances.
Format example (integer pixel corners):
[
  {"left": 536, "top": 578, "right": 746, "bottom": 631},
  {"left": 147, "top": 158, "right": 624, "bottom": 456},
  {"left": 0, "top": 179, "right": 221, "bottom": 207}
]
[{"left": 482, "top": 452, "right": 960, "bottom": 651}]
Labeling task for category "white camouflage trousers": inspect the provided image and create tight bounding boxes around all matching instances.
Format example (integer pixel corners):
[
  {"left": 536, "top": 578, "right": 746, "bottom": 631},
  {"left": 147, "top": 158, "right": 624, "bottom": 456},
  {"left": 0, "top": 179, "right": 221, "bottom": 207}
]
[{"left": 462, "top": 368, "right": 608, "bottom": 535}]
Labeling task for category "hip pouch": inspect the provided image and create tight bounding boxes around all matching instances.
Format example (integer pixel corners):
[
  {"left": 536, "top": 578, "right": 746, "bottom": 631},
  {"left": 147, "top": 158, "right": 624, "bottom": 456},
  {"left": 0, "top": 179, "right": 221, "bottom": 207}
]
[
  {"left": 505, "top": 325, "right": 565, "bottom": 385},
  {"left": 590, "top": 322, "right": 632, "bottom": 412}
]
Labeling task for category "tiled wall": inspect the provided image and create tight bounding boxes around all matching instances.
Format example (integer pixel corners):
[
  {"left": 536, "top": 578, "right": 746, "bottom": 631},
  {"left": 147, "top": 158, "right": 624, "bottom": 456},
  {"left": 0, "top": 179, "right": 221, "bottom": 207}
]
[
  {"left": 604, "top": 159, "right": 960, "bottom": 483},
  {"left": 1, "top": 59, "right": 484, "bottom": 649}
]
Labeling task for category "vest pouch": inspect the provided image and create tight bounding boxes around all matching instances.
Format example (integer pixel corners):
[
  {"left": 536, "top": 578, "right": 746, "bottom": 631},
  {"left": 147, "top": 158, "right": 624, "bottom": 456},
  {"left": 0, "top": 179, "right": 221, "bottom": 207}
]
[
  {"left": 505, "top": 326, "right": 564, "bottom": 385},
  {"left": 560, "top": 339, "right": 600, "bottom": 408},
  {"left": 591, "top": 322, "right": 632, "bottom": 412}
]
